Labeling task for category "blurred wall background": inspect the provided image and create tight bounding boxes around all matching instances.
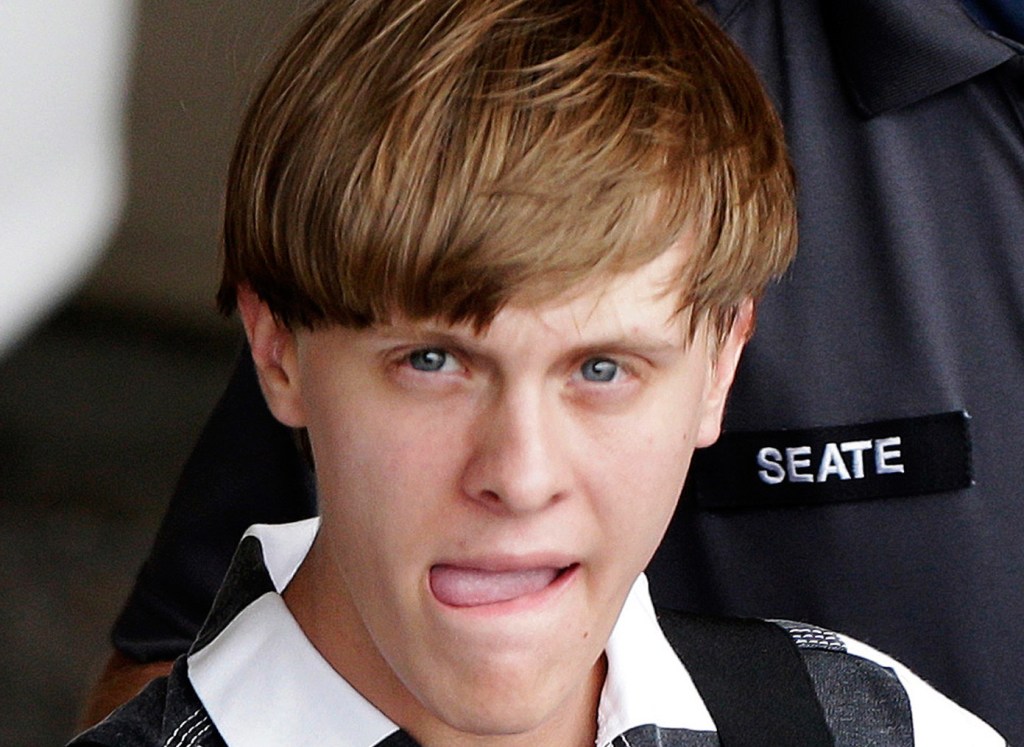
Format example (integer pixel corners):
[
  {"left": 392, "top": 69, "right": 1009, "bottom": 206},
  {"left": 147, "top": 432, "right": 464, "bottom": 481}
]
[
  {"left": 0, "top": 2, "right": 312, "bottom": 744},
  {"left": 80, "top": 0, "right": 311, "bottom": 328}
]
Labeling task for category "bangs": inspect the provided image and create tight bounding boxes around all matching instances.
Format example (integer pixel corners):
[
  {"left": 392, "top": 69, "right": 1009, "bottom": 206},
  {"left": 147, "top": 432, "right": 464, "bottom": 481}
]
[{"left": 220, "top": 0, "right": 795, "bottom": 337}]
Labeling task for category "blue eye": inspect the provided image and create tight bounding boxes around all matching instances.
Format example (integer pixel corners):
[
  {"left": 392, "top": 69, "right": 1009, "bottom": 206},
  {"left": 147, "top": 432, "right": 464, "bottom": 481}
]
[
  {"left": 580, "top": 358, "right": 620, "bottom": 382},
  {"left": 408, "top": 348, "right": 453, "bottom": 372}
]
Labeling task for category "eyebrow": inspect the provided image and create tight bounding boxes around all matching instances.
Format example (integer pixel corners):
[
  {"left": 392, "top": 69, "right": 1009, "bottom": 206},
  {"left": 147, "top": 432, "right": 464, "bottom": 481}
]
[
  {"left": 568, "top": 334, "right": 686, "bottom": 357},
  {"left": 371, "top": 322, "right": 688, "bottom": 360}
]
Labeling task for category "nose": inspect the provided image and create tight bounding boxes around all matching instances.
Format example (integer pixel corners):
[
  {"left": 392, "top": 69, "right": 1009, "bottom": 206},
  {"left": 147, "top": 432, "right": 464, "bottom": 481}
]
[{"left": 460, "top": 384, "right": 572, "bottom": 514}]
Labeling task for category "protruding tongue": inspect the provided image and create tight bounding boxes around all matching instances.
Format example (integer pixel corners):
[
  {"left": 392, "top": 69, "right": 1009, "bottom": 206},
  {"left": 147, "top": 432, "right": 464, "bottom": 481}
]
[{"left": 430, "top": 565, "right": 560, "bottom": 607}]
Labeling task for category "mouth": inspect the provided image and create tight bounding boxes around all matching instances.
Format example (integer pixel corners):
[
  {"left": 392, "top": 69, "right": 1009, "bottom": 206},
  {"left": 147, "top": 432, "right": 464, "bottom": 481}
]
[{"left": 429, "top": 562, "right": 578, "bottom": 608}]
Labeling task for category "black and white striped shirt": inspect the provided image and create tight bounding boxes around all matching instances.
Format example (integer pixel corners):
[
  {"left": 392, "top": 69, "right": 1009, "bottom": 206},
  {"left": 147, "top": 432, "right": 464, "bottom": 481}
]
[{"left": 71, "top": 519, "right": 1005, "bottom": 746}]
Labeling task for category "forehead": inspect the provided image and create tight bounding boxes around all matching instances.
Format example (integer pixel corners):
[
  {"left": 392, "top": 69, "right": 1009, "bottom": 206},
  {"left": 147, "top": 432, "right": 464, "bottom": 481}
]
[
  {"left": 526, "top": 246, "right": 687, "bottom": 335},
  {"left": 383, "top": 243, "right": 695, "bottom": 352},
  {"left": 294, "top": 241, "right": 708, "bottom": 373}
]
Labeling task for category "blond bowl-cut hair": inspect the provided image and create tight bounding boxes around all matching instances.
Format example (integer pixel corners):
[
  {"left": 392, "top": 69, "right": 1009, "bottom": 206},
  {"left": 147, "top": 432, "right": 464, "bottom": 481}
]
[{"left": 218, "top": 0, "right": 796, "bottom": 342}]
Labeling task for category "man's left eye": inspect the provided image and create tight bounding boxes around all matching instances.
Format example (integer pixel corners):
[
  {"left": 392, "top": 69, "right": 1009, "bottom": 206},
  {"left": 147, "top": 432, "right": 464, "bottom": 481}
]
[
  {"left": 407, "top": 348, "right": 458, "bottom": 372},
  {"left": 579, "top": 357, "right": 621, "bottom": 383}
]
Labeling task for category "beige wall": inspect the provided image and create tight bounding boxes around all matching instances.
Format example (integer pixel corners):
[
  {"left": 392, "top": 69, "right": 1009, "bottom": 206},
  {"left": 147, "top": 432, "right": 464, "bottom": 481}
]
[{"left": 81, "top": 0, "right": 313, "bottom": 331}]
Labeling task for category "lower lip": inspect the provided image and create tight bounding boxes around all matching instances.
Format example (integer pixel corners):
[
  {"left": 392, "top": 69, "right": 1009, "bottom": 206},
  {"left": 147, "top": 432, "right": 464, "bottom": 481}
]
[{"left": 430, "top": 563, "right": 580, "bottom": 616}]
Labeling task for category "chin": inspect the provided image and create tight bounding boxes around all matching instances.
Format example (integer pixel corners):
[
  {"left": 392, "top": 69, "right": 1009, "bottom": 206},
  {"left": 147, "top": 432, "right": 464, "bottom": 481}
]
[
  {"left": 407, "top": 663, "right": 575, "bottom": 741},
  {"left": 430, "top": 697, "right": 557, "bottom": 740}
]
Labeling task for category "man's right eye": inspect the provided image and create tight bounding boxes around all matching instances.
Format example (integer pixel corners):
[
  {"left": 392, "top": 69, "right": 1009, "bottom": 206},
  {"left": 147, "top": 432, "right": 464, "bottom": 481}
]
[
  {"left": 578, "top": 357, "right": 621, "bottom": 383},
  {"left": 407, "top": 348, "right": 456, "bottom": 372}
]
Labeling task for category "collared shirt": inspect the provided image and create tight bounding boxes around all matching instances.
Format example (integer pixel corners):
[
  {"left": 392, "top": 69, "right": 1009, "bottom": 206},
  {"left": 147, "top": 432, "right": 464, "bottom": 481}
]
[
  {"left": 76, "top": 519, "right": 1005, "bottom": 746},
  {"left": 184, "top": 519, "right": 721, "bottom": 746}
]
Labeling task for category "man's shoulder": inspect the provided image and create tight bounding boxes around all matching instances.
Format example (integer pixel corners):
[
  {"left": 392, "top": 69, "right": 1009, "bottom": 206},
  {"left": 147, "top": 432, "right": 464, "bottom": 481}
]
[
  {"left": 67, "top": 659, "right": 226, "bottom": 747},
  {"left": 777, "top": 620, "right": 1005, "bottom": 746},
  {"left": 654, "top": 610, "right": 1005, "bottom": 746},
  {"left": 770, "top": 619, "right": 917, "bottom": 742}
]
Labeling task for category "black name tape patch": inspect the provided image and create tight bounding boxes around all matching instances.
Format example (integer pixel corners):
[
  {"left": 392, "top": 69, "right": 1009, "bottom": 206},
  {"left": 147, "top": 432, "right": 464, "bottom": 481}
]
[{"left": 690, "top": 411, "right": 973, "bottom": 510}]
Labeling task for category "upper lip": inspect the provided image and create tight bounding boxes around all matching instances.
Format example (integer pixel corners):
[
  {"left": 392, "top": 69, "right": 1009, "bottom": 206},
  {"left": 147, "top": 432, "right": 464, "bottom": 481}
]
[{"left": 430, "top": 553, "right": 578, "bottom": 573}]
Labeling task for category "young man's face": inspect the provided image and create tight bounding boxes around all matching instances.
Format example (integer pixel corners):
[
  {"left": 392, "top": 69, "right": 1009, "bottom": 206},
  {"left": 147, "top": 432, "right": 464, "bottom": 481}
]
[{"left": 245, "top": 240, "right": 749, "bottom": 745}]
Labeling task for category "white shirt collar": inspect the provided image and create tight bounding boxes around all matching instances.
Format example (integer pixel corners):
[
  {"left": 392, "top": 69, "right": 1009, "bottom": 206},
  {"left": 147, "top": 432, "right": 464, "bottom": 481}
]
[
  {"left": 189, "top": 518, "right": 715, "bottom": 747},
  {"left": 597, "top": 574, "right": 715, "bottom": 742}
]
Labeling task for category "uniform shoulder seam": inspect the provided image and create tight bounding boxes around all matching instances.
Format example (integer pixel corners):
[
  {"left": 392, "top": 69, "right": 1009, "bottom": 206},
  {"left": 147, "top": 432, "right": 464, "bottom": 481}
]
[{"left": 770, "top": 619, "right": 848, "bottom": 653}]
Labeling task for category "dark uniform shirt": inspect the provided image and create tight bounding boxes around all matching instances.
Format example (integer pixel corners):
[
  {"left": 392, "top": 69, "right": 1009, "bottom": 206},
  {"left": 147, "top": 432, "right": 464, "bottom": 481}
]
[
  {"left": 650, "top": 2, "right": 1024, "bottom": 742},
  {"left": 111, "top": 0, "right": 1024, "bottom": 742}
]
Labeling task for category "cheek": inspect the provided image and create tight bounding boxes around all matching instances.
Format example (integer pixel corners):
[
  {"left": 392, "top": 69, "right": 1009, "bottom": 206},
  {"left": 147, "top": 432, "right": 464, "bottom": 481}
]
[
  {"left": 305, "top": 390, "right": 471, "bottom": 559},
  {"left": 589, "top": 413, "right": 696, "bottom": 560},
  {"left": 305, "top": 379, "right": 455, "bottom": 484}
]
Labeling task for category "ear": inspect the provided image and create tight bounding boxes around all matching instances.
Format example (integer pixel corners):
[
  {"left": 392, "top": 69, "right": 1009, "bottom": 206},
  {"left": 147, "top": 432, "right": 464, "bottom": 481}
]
[
  {"left": 237, "top": 285, "right": 307, "bottom": 428},
  {"left": 694, "top": 298, "right": 754, "bottom": 448}
]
